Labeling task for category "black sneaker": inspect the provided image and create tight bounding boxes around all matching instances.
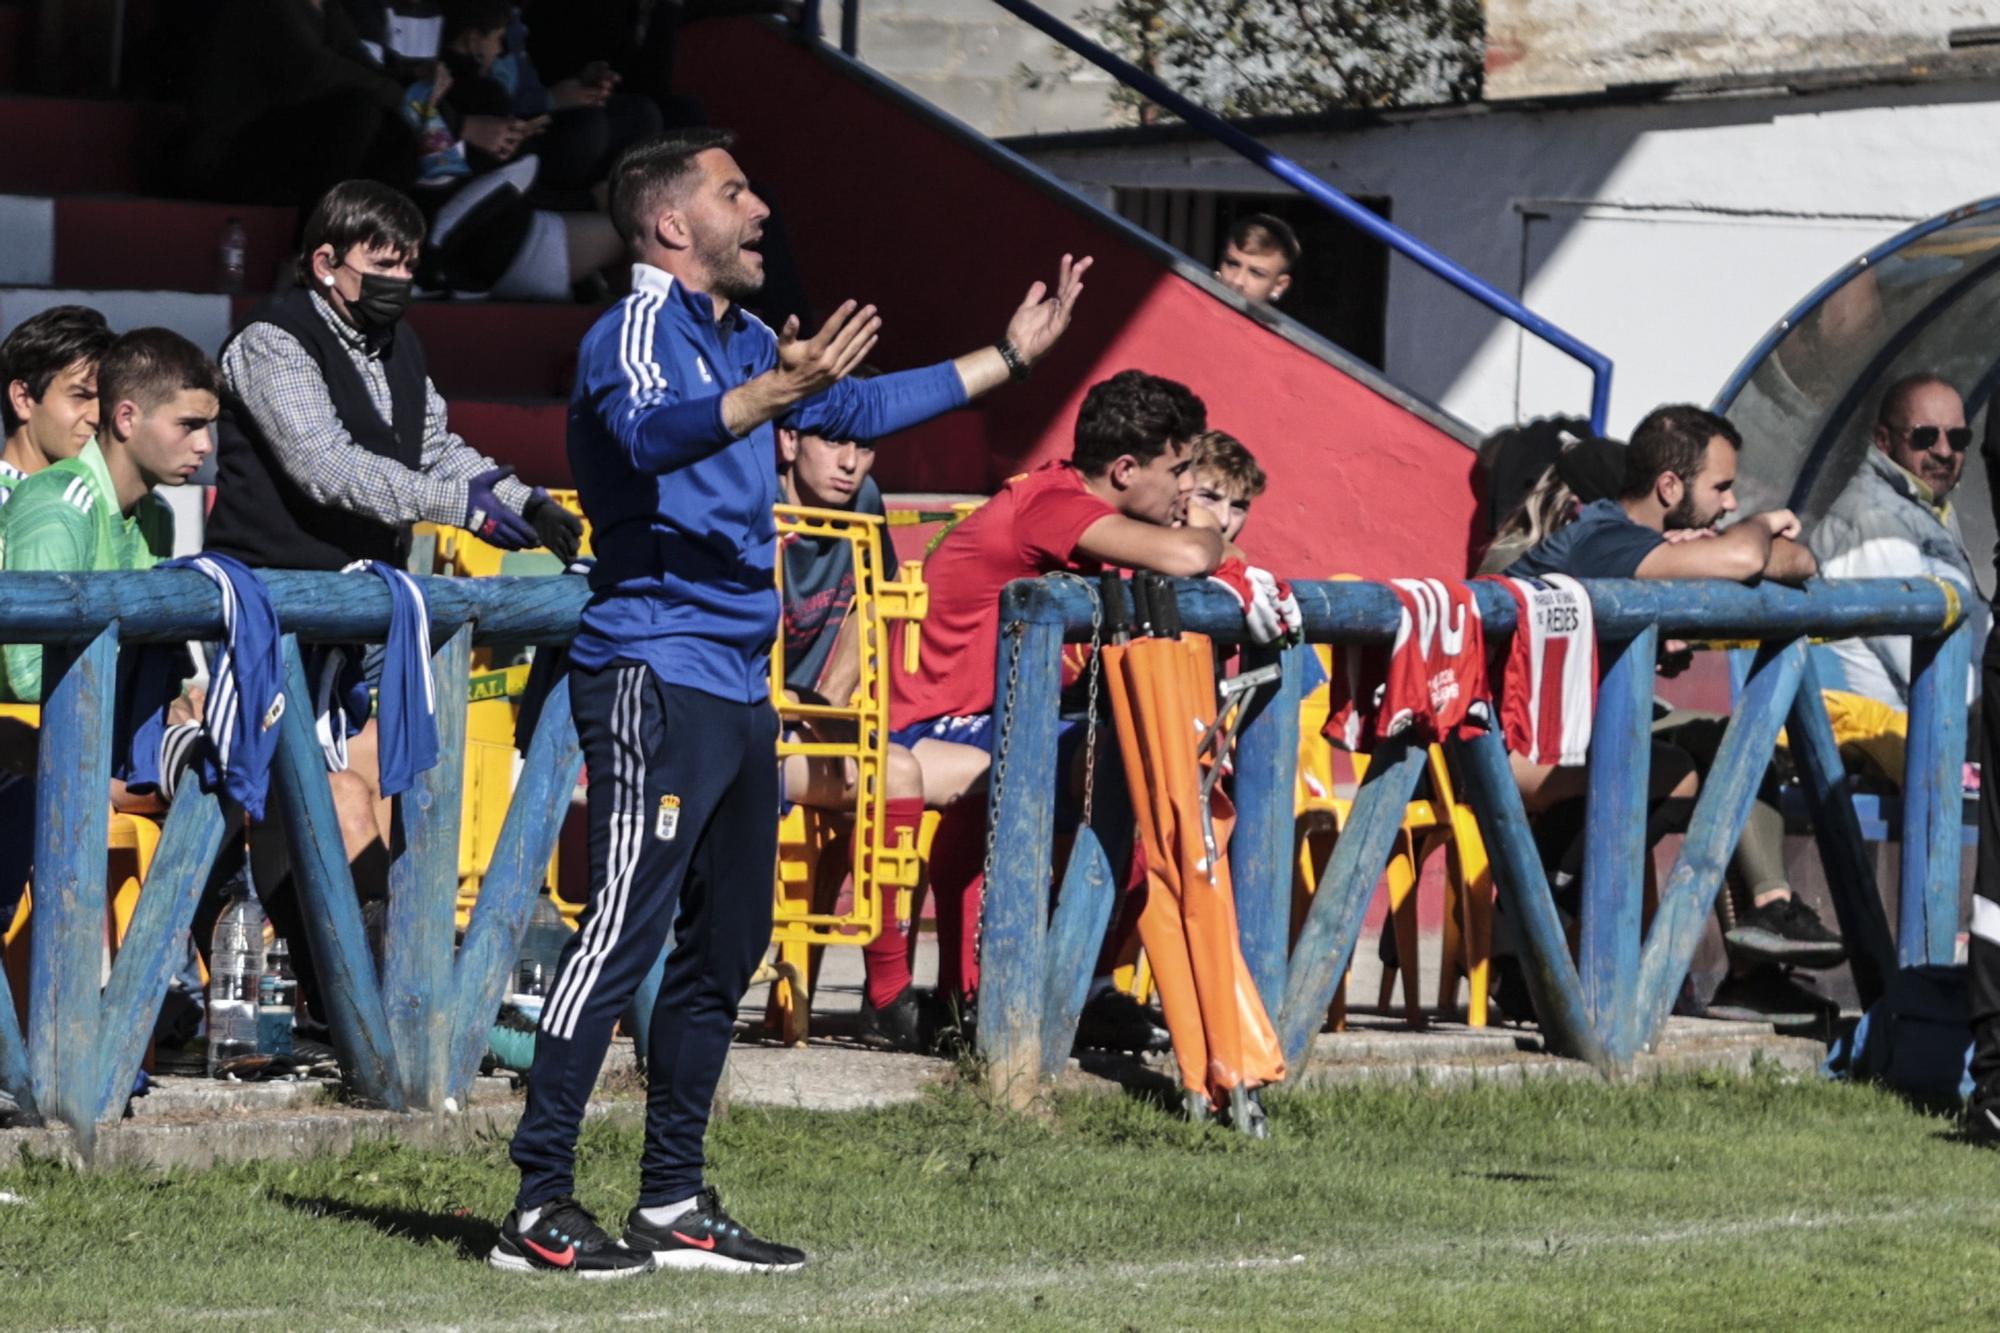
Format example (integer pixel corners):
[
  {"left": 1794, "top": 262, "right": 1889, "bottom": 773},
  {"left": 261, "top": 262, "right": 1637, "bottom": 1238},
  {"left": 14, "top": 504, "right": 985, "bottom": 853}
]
[
  {"left": 489, "top": 1197, "right": 651, "bottom": 1279},
  {"left": 1704, "top": 968, "right": 1839, "bottom": 1033},
  {"left": 623, "top": 1187, "right": 807, "bottom": 1273},
  {"left": 1073, "top": 988, "right": 1171, "bottom": 1054},
  {"left": 1966, "top": 1099, "right": 2000, "bottom": 1146},
  {"left": 857, "top": 986, "right": 932, "bottom": 1053},
  {"left": 1725, "top": 894, "right": 1846, "bottom": 968}
]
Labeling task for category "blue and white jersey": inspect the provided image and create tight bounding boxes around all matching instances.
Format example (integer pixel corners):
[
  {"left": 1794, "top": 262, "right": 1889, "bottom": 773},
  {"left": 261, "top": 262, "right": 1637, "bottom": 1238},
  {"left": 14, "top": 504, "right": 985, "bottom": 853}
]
[{"left": 567, "top": 263, "right": 966, "bottom": 702}]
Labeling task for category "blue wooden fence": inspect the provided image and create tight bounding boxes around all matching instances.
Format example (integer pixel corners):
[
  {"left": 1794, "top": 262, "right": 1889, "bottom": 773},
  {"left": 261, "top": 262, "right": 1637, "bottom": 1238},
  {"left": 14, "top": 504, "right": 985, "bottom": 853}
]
[
  {"left": 0, "top": 571, "right": 587, "bottom": 1147},
  {"left": 0, "top": 570, "right": 1971, "bottom": 1138},
  {"left": 976, "top": 576, "right": 1971, "bottom": 1095}
]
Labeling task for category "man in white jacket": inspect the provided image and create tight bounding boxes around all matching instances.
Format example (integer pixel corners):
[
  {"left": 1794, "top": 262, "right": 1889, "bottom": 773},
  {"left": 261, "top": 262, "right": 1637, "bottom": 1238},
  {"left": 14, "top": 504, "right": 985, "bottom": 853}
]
[{"left": 1811, "top": 374, "right": 1988, "bottom": 707}]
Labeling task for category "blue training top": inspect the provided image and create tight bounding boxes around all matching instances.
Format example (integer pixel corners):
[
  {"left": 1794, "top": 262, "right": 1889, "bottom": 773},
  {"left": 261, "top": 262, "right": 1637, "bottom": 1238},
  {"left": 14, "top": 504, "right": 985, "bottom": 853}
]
[{"left": 568, "top": 264, "right": 967, "bottom": 702}]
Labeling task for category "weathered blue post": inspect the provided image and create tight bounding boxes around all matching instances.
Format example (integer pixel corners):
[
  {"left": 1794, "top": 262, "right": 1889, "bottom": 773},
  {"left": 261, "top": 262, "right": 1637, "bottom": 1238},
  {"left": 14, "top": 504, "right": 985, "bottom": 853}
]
[
  {"left": 28, "top": 627, "right": 117, "bottom": 1138},
  {"left": 1786, "top": 656, "right": 1895, "bottom": 1005},
  {"left": 1275, "top": 734, "right": 1427, "bottom": 1072},
  {"left": 1580, "top": 627, "right": 1656, "bottom": 1036},
  {"left": 1900, "top": 617, "right": 1971, "bottom": 967},
  {"left": 1450, "top": 727, "right": 1609, "bottom": 1067},
  {"left": 92, "top": 788, "right": 228, "bottom": 1122},
  {"left": 448, "top": 672, "right": 584, "bottom": 1100},
  {"left": 976, "top": 581, "right": 1065, "bottom": 1104},
  {"left": 1625, "top": 638, "right": 1807, "bottom": 1057},
  {"left": 274, "top": 636, "right": 404, "bottom": 1109},
  {"left": 1229, "top": 641, "right": 1304, "bottom": 1019},
  {"left": 383, "top": 623, "right": 470, "bottom": 1109}
]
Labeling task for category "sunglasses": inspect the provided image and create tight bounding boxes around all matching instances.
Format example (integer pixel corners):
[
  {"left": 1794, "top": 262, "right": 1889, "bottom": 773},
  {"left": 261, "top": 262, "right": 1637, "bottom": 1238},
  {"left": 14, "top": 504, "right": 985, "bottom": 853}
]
[{"left": 1899, "top": 424, "right": 1973, "bottom": 452}]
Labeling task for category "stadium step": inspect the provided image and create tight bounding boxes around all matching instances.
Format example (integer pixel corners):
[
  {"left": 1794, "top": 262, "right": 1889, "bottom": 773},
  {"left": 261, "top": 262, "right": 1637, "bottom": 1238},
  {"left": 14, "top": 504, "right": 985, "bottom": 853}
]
[
  {"left": 0, "top": 194, "right": 296, "bottom": 291},
  {"left": 0, "top": 95, "right": 157, "bottom": 193}
]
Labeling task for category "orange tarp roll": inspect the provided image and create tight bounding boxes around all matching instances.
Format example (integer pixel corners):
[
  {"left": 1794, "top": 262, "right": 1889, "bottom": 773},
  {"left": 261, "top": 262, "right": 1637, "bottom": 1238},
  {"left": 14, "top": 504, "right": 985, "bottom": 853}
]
[{"left": 1103, "top": 632, "right": 1284, "bottom": 1110}]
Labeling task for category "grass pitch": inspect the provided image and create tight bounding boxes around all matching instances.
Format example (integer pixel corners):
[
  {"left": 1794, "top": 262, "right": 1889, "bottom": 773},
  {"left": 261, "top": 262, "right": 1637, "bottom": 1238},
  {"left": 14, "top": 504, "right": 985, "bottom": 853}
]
[{"left": 2, "top": 1067, "right": 1998, "bottom": 1329}]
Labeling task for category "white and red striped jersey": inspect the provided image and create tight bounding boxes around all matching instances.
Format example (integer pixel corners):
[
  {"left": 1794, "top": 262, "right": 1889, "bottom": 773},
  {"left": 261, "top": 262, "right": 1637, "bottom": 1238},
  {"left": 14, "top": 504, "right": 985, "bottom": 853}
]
[{"left": 1486, "top": 573, "right": 1597, "bottom": 766}]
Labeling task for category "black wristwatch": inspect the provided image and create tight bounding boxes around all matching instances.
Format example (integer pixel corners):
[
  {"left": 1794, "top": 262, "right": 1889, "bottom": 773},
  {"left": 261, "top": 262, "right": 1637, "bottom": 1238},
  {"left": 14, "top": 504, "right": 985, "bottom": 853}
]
[{"left": 995, "top": 337, "right": 1031, "bottom": 382}]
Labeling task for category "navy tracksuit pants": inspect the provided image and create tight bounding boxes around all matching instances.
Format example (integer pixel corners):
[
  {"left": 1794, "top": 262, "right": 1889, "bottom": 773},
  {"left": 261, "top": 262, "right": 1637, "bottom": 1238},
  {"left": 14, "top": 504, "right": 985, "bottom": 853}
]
[{"left": 511, "top": 662, "right": 779, "bottom": 1209}]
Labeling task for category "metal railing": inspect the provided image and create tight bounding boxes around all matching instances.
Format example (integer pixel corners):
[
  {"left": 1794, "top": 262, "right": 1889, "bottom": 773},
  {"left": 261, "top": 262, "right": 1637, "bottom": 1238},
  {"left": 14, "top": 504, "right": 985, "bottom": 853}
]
[
  {"left": 808, "top": 0, "right": 1616, "bottom": 433},
  {"left": 975, "top": 575, "right": 1971, "bottom": 1095}
]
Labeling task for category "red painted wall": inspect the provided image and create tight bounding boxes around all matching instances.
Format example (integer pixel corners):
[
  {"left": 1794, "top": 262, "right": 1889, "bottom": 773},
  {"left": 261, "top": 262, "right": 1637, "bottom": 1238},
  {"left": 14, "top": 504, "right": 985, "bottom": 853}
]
[{"left": 675, "top": 21, "right": 1483, "bottom": 580}]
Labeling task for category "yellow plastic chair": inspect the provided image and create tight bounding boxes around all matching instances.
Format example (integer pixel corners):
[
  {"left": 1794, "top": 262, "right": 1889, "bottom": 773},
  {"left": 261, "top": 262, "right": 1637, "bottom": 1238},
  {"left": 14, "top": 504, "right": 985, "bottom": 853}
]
[
  {"left": 762, "top": 504, "right": 928, "bottom": 1045},
  {"left": 1292, "top": 646, "right": 1497, "bottom": 1029}
]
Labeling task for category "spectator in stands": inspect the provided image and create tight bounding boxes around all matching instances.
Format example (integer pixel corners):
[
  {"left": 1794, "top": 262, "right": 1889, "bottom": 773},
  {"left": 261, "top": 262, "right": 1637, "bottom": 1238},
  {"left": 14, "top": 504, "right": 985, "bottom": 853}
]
[
  {"left": 1184, "top": 429, "right": 1264, "bottom": 543},
  {"left": 393, "top": 22, "right": 627, "bottom": 302},
  {"left": 1215, "top": 214, "right": 1299, "bottom": 307},
  {"left": 889, "top": 371, "right": 1298, "bottom": 1045},
  {"left": 1505, "top": 404, "right": 1844, "bottom": 1021},
  {"left": 183, "top": 0, "right": 414, "bottom": 208},
  {"left": 773, "top": 409, "right": 934, "bottom": 1050},
  {"left": 1811, "top": 374, "right": 1988, "bottom": 707},
  {"left": 435, "top": 1, "right": 662, "bottom": 199},
  {"left": 0, "top": 306, "right": 115, "bottom": 506}
]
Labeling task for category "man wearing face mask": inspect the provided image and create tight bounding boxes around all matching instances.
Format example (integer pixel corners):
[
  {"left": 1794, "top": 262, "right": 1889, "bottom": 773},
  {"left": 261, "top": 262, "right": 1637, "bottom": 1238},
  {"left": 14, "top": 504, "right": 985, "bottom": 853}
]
[{"left": 206, "top": 178, "right": 582, "bottom": 573}]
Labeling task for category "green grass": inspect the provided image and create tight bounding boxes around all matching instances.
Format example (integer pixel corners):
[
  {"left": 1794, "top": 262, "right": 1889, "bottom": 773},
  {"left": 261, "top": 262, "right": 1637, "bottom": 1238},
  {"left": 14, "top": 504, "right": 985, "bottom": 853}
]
[{"left": 2, "top": 1068, "right": 1999, "bottom": 1329}]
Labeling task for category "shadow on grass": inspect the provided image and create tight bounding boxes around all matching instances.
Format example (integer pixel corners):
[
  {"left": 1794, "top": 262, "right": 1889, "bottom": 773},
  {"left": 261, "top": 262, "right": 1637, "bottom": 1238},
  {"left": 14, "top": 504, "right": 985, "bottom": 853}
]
[{"left": 276, "top": 1192, "right": 499, "bottom": 1261}]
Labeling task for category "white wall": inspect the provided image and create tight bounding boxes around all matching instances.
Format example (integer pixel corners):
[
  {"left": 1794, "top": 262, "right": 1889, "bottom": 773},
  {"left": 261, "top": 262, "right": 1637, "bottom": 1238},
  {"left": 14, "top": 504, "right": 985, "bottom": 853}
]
[
  {"left": 1487, "top": 0, "right": 1996, "bottom": 98},
  {"left": 850, "top": 0, "right": 1122, "bottom": 136},
  {"left": 1021, "top": 81, "right": 2000, "bottom": 438}
]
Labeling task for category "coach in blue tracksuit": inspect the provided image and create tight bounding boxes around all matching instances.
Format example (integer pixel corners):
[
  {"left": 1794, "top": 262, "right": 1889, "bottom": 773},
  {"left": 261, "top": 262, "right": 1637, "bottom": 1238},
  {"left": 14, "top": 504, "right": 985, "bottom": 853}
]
[{"left": 488, "top": 127, "right": 1092, "bottom": 1279}]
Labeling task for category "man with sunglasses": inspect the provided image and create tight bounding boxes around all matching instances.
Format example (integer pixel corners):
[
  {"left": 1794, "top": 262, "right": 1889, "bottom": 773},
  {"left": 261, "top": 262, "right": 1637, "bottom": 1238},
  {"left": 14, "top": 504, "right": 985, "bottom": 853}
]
[{"left": 1813, "top": 374, "right": 1987, "bottom": 708}]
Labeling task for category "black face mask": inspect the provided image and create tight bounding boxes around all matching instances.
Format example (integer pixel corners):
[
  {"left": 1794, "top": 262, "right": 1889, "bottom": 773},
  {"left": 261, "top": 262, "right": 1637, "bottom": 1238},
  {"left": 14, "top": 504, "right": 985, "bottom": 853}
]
[{"left": 339, "top": 268, "right": 413, "bottom": 332}]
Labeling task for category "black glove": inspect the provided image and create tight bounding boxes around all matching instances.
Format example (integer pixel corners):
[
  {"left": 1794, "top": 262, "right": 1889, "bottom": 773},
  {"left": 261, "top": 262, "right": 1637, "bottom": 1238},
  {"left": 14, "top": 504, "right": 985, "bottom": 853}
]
[
  {"left": 464, "top": 466, "right": 537, "bottom": 550},
  {"left": 526, "top": 489, "right": 584, "bottom": 563}
]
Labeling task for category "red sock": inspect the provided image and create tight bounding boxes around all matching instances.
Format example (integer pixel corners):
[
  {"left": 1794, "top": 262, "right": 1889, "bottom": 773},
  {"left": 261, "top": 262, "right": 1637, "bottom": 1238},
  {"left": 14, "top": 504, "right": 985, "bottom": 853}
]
[
  {"left": 863, "top": 797, "right": 925, "bottom": 1009},
  {"left": 921, "top": 803, "right": 988, "bottom": 1002}
]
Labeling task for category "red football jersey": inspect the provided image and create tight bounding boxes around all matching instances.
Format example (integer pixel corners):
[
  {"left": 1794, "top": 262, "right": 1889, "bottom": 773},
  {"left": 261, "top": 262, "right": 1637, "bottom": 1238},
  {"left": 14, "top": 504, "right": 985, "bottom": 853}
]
[
  {"left": 1485, "top": 573, "right": 1597, "bottom": 766},
  {"left": 891, "top": 463, "right": 1115, "bottom": 727},
  {"left": 1326, "top": 578, "right": 1489, "bottom": 751}
]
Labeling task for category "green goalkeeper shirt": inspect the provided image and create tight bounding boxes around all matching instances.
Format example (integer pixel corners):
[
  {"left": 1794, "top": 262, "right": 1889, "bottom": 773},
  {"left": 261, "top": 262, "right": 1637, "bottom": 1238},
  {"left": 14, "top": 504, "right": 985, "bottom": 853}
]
[{"left": 0, "top": 439, "right": 173, "bottom": 701}]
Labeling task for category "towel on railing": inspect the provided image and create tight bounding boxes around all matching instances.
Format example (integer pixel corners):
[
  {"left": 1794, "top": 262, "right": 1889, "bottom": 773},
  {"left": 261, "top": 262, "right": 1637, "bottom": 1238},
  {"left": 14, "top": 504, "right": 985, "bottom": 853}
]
[
  {"left": 1481, "top": 573, "right": 1597, "bottom": 767},
  {"left": 1325, "top": 578, "right": 1490, "bottom": 752},
  {"left": 318, "top": 561, "right": 438, "bottom": 799},
  {"left": 121, "top": 553, "right": 285, "bottom": 819}
]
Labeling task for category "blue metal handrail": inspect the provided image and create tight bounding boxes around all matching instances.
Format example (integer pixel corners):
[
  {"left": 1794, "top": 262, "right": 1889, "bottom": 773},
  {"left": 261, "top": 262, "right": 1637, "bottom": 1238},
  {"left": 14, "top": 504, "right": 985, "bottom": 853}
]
[{"left": 813, "top": 0, "right": 1615, "bottom": 433}]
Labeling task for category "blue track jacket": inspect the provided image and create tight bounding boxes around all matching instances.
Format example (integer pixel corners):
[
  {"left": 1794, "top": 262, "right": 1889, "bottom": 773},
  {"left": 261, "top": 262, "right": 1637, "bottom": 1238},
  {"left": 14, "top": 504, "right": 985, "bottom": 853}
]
[{"left": 568, "top": 264, "right": 967, "bottom": 702}]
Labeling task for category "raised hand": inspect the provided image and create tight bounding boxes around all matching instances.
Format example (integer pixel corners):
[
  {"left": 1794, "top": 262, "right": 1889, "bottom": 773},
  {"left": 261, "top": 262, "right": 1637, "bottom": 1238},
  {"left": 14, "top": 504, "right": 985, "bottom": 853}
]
[
  {"left": 774, "top": 300, "right": 881, "bottom": 402},
  {"left": 1004, "top": 254, "right": 1093, "bottom": 365}
]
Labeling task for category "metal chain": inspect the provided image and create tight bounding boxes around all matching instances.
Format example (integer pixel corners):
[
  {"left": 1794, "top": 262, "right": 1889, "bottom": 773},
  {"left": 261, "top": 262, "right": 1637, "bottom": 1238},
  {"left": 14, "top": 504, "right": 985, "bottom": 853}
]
[{"left": 971, "top": 575, "right": 1102, "bottom": 971}]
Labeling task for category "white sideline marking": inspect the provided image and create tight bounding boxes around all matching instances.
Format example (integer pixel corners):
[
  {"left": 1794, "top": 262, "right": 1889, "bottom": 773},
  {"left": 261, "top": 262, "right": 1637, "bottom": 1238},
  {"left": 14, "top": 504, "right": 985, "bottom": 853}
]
[{"left": 161, "top": 1198, "right": 2000, "bottom": 1328}]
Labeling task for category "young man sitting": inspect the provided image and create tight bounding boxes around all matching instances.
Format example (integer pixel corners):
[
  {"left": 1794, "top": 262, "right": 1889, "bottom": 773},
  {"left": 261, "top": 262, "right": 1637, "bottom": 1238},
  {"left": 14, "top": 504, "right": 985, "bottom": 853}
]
[
  {"left": 887, "top": 370, "right": 1298, "bottom": 1039},
  {"left": 774, "top": 414, "right": 933, "bottom": 1051},
  {"left": 0, "top": 304, "right": 115, "bottom": 509},
  {"left": 1183, "top": 429, "right": 1264, "bottom": 543},
  {"left": 1507, "top": 403, "right": 1842, "bottom": 1022}
]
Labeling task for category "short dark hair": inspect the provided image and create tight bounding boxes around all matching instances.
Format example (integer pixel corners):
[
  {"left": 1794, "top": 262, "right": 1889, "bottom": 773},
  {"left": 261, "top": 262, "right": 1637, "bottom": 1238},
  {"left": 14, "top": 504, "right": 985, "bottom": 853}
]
[
  {"left": 444, "top": 0, "right": 514, "bottom": 42},
  {"left": 1072, "top": 370, "right": 1207, "bottom": 475},
  {"left": 1227, "top": 213, "right": 1300, "bottom": 271},
  {"left": 610, "top": 128, "right": 738, "bottom": 249},
  {"left": 97, "top": 328, "right": 219, "bottom": 421},
  {"left": 296, "top": 180, "right": 426, "bottom": 285},
  {"left": 1, "top": 305, "right": 114, "bottom": 434},
  {"left": 1623, "top": 404, "right": 1741, "bottom": 500},
  {"left": 1876, "top": 372, "right": 1958, "bottom": 427}
]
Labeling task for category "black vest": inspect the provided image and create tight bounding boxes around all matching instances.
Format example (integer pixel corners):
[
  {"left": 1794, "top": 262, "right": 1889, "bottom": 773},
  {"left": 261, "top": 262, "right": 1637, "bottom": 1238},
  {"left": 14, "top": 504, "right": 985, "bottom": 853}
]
[{"left": 206, "top": 287, "right": 428, "bottom": 571}]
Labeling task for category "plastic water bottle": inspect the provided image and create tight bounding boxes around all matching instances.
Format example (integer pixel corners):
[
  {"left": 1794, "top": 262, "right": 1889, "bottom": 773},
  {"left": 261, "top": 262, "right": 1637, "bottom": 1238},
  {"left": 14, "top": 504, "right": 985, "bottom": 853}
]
[
  {"left": 509, "top": 957, "right": 548, "bottom": 1028},
  {"left": 218, "top": 216, "right": 248, "bottom": 295},
  {"left": 258, "top": 936, "right": 296, "bottom": 1058},
  {"left": 207, "top": 885, "right": 265, "bottom": 1074}
]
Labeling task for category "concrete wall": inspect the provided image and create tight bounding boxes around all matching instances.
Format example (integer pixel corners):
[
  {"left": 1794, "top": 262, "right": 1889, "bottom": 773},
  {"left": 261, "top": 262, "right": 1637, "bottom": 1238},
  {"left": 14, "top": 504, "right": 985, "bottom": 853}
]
[
  {"left": 1485, "top": 0, "right": 1995, "bottom": 99},
  {"left": 848, "top": 0, "right": 1123, "bottom": 136},
  {"left": 1021, "top": 82, "right": 2000, "bottom": 439}
]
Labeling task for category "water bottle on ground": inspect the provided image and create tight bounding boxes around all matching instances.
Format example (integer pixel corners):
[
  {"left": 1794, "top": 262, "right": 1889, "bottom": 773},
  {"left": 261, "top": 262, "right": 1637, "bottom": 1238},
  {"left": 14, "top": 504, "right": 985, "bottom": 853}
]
[
  {"left": 207, "top": 884, "right": 265, "bottom": 1075},
  {"left": 218, "top": 216, "right": 248, "bottom": 295},
  {"left": 258, "top": 936, "right": 296, "bottom": 1059}
]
